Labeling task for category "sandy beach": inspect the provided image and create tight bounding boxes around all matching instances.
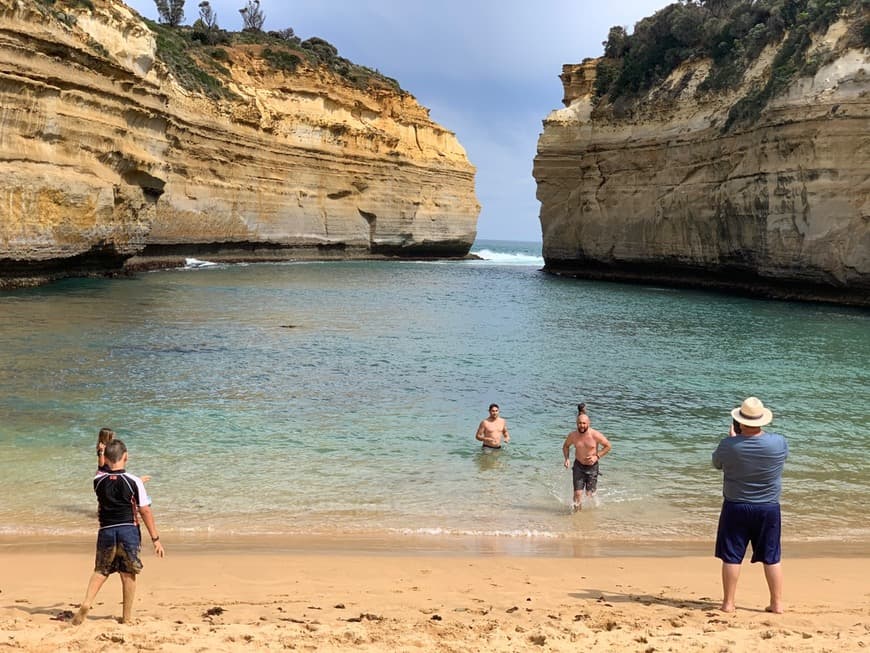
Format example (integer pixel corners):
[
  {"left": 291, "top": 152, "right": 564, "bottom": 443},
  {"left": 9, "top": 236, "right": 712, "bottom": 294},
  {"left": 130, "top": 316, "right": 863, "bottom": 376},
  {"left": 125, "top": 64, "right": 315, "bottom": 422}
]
[{"left": 1, "top": 537, "right": 867, "bottom": 652}]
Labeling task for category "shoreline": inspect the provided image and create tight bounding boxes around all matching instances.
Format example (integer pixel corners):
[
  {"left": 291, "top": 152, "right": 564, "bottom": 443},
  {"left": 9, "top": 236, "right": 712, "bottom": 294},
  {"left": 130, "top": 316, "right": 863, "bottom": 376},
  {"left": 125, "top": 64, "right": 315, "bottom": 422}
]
[
  {"left": 2, "top": 532, "right": 868, "bottom": 559},
  {"left": 2, "top": 545, "right": 867, "bottom": 652}
]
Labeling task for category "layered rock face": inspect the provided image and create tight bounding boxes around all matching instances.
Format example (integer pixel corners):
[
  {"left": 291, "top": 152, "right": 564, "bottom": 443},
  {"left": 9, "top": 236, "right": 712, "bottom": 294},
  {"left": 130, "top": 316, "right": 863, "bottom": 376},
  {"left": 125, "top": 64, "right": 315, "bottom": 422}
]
[
  {"left": 534, "top": 21, "right": 869, "bottom": 306},
  {"left": 0, "top": 0, "right": 478, "bottom": 286}
]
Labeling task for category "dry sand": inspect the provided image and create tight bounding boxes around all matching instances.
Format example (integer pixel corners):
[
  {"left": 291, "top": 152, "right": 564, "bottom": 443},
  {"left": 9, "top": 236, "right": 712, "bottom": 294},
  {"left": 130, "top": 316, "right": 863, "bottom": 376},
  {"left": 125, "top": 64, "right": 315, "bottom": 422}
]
[{"left": 1, "top": 537, "right": 867, "bottom": 652}]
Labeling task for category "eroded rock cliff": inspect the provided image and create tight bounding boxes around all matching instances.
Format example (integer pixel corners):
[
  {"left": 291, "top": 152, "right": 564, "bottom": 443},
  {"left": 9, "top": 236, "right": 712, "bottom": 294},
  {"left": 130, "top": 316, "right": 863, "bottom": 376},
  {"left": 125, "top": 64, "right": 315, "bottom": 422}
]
[
  {"left": 0, "top": 0, "right": 478, "bottom": 286},
  {"left": 534, "top": 14, "right": 869, "bottom": 306}
]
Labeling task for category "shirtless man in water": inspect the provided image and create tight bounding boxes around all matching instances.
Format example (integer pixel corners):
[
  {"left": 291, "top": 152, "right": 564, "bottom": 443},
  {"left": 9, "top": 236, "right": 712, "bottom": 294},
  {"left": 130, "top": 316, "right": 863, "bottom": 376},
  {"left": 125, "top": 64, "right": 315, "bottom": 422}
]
[
  {"left": 475, "top": 403, "right": 510, "bottom": 449},
  {"left": 562, "top": 409, "right": 612, "bottom": 510}
]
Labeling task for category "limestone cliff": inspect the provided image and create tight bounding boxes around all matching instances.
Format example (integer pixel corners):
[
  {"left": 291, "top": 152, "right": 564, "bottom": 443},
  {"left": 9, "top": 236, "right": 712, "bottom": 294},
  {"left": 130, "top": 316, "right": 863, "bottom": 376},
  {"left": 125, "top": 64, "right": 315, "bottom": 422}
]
[
  {"left": 0, "top": 0, "right": 478, "bottom": 286},
  {"left": 534, "top": 11, "right": 869, "bottom": 306}
]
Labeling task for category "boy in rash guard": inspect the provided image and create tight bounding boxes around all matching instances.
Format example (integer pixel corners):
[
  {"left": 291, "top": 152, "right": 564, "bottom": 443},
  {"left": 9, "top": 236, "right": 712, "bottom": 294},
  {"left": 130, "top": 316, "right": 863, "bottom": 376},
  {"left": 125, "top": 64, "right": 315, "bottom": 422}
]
[{"left": 72, "top": 438, "right": 165, "bottom": 625}]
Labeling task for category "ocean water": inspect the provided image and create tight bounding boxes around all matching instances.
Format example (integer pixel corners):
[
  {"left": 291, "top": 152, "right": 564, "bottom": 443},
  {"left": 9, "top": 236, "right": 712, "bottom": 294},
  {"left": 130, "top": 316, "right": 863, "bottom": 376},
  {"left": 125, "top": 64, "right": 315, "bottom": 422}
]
[{"left": 0, "top": 239, "right": 868, "bottom": 547}]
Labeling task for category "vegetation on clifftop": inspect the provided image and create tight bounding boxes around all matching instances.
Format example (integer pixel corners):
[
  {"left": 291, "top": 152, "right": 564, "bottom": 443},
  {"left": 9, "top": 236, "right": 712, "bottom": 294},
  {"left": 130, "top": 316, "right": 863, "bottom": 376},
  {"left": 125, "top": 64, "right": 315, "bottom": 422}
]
[
  {"left": 593, "top": 0, "right": 870, "bottom": 130},
  {"left": 32, "top": 0, "right": 404, "bottom": 100},
  {"left": 143, "top": 7, "right": 404, "bottom": 100}
]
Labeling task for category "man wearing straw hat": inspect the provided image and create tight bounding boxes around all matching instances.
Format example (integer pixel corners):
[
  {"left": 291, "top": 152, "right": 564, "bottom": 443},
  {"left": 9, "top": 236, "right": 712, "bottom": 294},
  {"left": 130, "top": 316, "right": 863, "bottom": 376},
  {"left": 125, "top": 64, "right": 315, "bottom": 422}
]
[{"left": 713, "top": 397, "right": 788, "bottom": 613}]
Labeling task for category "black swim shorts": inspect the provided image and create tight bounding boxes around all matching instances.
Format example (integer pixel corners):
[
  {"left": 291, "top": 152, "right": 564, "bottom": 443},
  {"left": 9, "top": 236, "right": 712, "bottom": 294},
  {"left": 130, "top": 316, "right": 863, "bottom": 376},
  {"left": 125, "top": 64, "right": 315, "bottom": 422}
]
[{"left": 572, "top": 460, "right": 599, "bottom": 492}]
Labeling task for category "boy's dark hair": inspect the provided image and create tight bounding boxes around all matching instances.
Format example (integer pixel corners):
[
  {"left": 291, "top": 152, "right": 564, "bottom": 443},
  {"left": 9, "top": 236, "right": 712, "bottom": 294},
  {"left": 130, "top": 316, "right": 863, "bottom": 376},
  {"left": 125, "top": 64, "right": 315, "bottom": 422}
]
[
  {"left": 104, "top": 438, "right": 127, "bottom": 464},
  {"left": 488, "top": 403, "right": 499, "bottom": 411},
  {"left": 577, "top": 402, "right": 587, "bottom": 415}
]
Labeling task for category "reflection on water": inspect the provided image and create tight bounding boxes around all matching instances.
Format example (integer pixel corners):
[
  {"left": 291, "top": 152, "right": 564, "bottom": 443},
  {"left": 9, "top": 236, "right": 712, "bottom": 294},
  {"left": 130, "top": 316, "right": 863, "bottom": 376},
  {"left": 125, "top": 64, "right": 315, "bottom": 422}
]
[{"left": 476, "top": 447, "right": 508, "bottom": 472}]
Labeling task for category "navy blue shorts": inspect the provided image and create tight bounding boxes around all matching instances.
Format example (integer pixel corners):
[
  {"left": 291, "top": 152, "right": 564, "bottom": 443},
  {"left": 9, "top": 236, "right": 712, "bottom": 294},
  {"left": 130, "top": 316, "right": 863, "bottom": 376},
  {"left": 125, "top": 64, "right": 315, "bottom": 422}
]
[
  {"left": 94, "top": 525, "right": 143, "bottom": 576},
  {"left": 715, "top": 501, "right": 781, "bottom": 565}
]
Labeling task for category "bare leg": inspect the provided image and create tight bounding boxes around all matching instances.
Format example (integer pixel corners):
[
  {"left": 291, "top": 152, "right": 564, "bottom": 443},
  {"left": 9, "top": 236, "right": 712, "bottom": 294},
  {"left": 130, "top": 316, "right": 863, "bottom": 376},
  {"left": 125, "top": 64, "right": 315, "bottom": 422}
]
[
  {"left": 720, "top": 562, "right": 741, "bottom": 612},
  {"left": 119, "top": 573, "right": 137, "bottom": 623},
  {"left": 587, "top": 490, "right": 598, "bottom": 507},
  {"left": 572, "top": 490, "right": 583, "bottom": 511},
  {"left": 763, "top": 562, "right": 783, "bottom": 613},
  {"left": 71, "top": 572, "right": 108, "bottom": 625}
]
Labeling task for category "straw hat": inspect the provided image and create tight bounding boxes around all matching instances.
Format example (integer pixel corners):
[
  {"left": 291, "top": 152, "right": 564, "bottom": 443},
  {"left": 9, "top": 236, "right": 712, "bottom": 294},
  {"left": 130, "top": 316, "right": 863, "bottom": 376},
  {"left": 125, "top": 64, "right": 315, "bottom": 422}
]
[{"left": 731, "top": 396, "right": 773, "bottom": 427}]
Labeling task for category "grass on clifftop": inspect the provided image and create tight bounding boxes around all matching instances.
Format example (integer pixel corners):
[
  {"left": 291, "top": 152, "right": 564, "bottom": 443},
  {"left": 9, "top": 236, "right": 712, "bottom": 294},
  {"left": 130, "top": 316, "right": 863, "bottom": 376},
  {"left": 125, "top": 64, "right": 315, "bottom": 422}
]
[
  {"left": 144, "top": 20, "right": 403, "bottom": 100},
  {"left": 592, "top": 0, "right": 868, "bottom": 131},
  {"left": 145, "top": 19, "right": 233, "bottom": 99}
]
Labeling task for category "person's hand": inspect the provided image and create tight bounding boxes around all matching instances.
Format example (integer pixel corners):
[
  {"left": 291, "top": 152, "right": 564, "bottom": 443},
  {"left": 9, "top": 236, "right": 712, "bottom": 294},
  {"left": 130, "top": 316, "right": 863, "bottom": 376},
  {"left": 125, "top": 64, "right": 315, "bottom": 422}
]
[
  {"left": 153, "top": 540, "right": 165, "bottom": 558},
  {"left": 141, "top": 475, "right": 152, "bottom": 483},
  {"left": 564, "top": 458, "right": 570, "bottom": 468}
]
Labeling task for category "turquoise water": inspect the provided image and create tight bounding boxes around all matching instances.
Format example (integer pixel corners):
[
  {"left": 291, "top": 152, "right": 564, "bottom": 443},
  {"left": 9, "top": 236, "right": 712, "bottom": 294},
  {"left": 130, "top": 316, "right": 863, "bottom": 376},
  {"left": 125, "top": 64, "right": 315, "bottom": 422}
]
[{"left": 1, "top": 240, "right": 868, "bottom": 544}]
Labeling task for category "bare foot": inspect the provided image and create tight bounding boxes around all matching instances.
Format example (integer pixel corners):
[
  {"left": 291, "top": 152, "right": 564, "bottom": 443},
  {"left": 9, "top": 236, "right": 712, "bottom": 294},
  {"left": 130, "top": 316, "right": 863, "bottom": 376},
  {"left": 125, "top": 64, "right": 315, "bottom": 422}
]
[
  {"left": 765, "top": 605, "right": 783, "bottom": 614},
  {"left": 71, "top": 606, "right": 89, "bottom": 625},
  {"left": 719, "top": 603, "right": 736, "bottom": 613}
]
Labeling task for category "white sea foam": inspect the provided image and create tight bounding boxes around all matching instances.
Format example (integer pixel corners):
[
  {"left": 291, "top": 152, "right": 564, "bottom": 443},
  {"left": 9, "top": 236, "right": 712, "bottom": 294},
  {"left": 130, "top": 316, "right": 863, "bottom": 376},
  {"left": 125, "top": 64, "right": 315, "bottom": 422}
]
[
  {"left": 183, "top": 257, "right": 219, "bottom": 269},
  {"left": 470, "top": 249, "right": 544, "bottom": 266},
  {"left": 392, "top": 527, "right": 561, "bottom": 539}
]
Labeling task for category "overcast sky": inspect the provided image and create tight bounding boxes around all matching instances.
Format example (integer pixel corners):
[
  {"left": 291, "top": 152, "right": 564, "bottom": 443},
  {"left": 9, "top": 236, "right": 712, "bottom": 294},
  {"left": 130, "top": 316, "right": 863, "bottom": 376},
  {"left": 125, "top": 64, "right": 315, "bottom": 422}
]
[{"left": 125, "top": 0, "right": 671, "bottom": 242}]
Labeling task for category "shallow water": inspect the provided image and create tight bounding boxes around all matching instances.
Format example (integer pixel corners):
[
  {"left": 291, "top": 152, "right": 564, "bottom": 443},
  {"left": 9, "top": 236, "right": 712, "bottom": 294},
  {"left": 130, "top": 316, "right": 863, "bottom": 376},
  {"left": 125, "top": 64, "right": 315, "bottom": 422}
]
[{"left": 1, "top": 240, "right": 868, "bottom": 545}]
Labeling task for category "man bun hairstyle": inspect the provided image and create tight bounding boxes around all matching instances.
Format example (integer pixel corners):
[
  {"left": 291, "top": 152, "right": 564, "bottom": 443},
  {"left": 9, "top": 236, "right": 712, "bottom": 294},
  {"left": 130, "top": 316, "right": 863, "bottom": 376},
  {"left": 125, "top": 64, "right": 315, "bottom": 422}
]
[
  {"left": 577, "top": 402, "right": 587, "bottom": 415},
  {"left": 104, "top": 438, "right": 127, "bottom": 464}
]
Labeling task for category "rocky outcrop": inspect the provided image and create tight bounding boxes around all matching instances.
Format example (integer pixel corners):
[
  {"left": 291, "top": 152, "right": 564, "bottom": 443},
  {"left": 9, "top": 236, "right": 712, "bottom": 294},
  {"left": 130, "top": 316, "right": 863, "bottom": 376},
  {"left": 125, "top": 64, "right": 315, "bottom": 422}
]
[
  {"left": 534, "top": 17, "right": 869, "bottom": 306},
  {"left": 0, "top": 0, "right": 478, "bottom": 286}
]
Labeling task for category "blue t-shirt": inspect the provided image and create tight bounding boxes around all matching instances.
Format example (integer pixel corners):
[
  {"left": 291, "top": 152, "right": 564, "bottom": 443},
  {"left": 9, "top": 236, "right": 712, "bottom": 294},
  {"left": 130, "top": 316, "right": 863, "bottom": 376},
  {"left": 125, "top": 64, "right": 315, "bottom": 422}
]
[{"left": 712, "top": 432, "right": 788, "bottom": 503}]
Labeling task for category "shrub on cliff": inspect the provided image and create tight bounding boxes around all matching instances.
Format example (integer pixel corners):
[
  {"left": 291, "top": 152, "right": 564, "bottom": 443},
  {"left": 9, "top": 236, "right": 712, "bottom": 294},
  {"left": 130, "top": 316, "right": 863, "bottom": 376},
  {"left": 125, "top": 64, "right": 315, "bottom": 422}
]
[
  {"left": 262, "top": 47, "right": 301, "bottom": 72},
  {"left": 598, "top": 2, "right": 707, "bottom": 98},
  {"left": 142, "top": 16, "right": 403, "bottom": 97},
  {"left": 146, "top": 19, "right": 233, "bottom": 99},
  {"left": 36, "top": 0, "right": 94, "bottom": 9},
  {"left": 300, "top": 37, "right": 339, "bottom": 63},
  {"left": 594, "top": 0, "right": 863, "bottom": 129}
]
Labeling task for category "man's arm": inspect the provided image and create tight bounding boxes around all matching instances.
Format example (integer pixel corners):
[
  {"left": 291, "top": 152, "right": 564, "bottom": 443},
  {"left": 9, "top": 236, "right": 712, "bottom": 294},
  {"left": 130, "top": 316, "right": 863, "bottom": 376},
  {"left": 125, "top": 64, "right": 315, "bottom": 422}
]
[
  {"left": 475, "top": 421, "right": 486, "bottom": 442},
  {"left": 502, "top": 421, "right": 510, "bottom": 443},
  {"left": 712, "top": 442, "right": 724, "bottom": 469},
  {"left": 562, "top": 434, "right": 573, "bottom": 468},
  {"left": 137, "top": 505, "right": 165, "bottom": 557},
  {"left": 595, "top": 433, "right": 612, "bottom": 459}
]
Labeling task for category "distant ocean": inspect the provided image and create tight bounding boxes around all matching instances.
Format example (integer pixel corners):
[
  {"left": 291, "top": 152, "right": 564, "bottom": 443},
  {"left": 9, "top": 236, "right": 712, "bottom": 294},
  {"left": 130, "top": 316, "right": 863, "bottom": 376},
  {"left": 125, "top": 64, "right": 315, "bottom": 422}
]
[{"left": 1, "top": 239, "right": 868, "bottom": 550}]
